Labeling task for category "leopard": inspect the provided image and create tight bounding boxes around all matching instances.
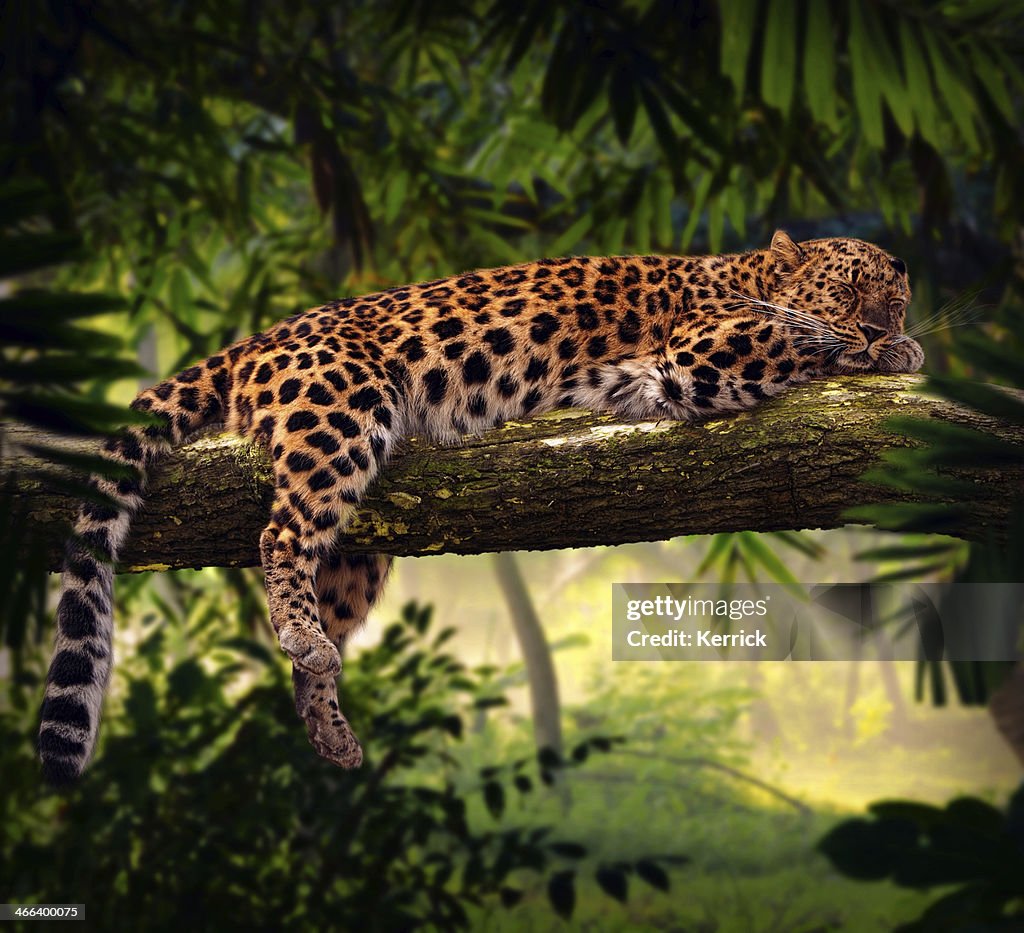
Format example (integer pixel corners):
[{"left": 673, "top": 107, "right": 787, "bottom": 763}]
[{"left": 38, "top": 229, "right": 923, "bottom": 785}]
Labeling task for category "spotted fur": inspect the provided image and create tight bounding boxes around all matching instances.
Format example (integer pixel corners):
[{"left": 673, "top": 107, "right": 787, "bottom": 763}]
[{"left": 39, "top": 230, "right": 923, "bottom": 784}]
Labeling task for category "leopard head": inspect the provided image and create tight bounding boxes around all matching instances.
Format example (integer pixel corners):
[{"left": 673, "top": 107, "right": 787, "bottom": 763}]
[{"left": 761, "top": 230, "right": 924, "bottom": 374}]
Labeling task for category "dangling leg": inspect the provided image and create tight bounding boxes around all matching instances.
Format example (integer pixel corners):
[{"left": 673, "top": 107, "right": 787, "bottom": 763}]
[
  {"left": 290, "top": 666, "right": 363, "bottom": 769},
  {"left": 317, "top": 549, "right": 395, "bottom": 651},
  {"left": 291, "top": 548, "right": 394, "bottom": 769},
  {"left": 252, "top": 375, "right": 398, "bottom": 768},
  {"left": 260, "top": 519, "right": 340, "bottom": 676}
]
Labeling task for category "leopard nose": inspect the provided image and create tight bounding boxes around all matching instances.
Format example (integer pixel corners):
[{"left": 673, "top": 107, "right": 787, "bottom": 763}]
[{"left": 858, "top": 323, "right": 886, "bottom": 345}]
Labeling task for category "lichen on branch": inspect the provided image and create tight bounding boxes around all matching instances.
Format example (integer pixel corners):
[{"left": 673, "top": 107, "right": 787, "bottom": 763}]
[{"left": 3, "top": 375, "right": 1021, "bottom": 572}]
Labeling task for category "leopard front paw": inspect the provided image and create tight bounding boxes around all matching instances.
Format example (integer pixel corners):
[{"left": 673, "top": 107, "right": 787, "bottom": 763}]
[{"left": 279, "top": 624, "right": 342, "bottom": 677}]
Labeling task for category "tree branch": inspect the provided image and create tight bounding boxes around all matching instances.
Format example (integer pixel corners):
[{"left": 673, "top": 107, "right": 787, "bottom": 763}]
[{"left": 4, "top": 375, "right": 1021, "bottom": 572}]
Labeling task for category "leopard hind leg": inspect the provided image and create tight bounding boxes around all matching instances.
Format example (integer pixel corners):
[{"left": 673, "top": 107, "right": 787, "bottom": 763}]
[
  {"left": 291, "top": 548, "right": 393, "bottom": 769},
  {"left": 255, "top": 388, "right": 396, "bottom": 769}
]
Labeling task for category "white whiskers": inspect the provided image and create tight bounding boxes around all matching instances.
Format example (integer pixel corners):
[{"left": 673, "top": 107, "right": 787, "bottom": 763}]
[
  {"left": 896, "top": 289, "right": 986, "bottom": 341},
  {"left": 730, "top": 290, "right": 841, "bottom": 356},
  {"left": 729, "top": 291, "right": 835, "bottom": 332}
]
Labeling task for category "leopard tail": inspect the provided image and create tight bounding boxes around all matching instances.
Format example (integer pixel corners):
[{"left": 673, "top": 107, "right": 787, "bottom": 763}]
[{"left": 38, "top": 361, "right": 230, "bottom": 786}]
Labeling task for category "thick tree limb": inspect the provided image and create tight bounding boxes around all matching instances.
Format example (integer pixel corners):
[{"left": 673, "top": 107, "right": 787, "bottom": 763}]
[{"left": 3, "top": 375, "right": 1021, "bottom": 573}]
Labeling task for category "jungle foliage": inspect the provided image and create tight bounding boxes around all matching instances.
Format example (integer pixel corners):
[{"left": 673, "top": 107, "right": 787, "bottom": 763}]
[{"left": 0, "top": 597, "right": 683, "bottom": 929}]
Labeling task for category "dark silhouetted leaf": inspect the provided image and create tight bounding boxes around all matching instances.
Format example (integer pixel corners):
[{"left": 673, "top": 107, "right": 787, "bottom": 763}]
[
  {"left": 595, "top": 866, "right": 628, "bottom": 902},
  {"left": 548, "top": 841, "right": 586, "bottom": 858},
  {"left": 483, "top": 780, "right": 505, "bottom": 818},
  {"left": 635, "top": 859, "right": 670, "bottom": 891},
  {"left": 547, "top": 869, "right": 575, "bottom": 919}
]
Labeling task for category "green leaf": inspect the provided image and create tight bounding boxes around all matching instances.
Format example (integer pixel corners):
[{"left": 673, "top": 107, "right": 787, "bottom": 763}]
[
  {"left": 990, "top": 42, "right": 1024, "bottom": 96},
  {"left": 638, "top": 84, "right": 678, "bottom": 163},
  {"left": 898, "top": 19, "right": 940, "bottom": 145},
  {"left": 385, "top": 172, "right": 409, "bottom": 225},
  {"left": 922, "top": 28, "right": 979, "bottom": 151},
  {"left": 178, "top": 242, "right": 216, "bottom": 292},
  {"left": 680, "top": 172, "right": 712, "bottom": 250},
  {"left": 653, "top": 171, "right": 674, "bottom": 247},
  {"left": 464, "top": 207, "right": 535, "bottom": 231},
  {"left": 848, "top": 0, "right": 885, "bottom": 147},
  {"left": 720, "top": 0, "right": 759, "bottom": 96},
  {"left": 803, "top": 1, "right": 838, "bottom": 128},
  {"left": 603, "top": 217, "right": 628, "bottom": 255},
  {"left": 870, "top": 562, "right": 956, "bottom": 583},
  {"left": 660, "top": 83, "right": 727, "bottom": 153},
  {"left": 218, "top": 636, "right": 276, "bottom": 666},
  {"left": 168, "top": 267, "right": 192, "bottom": 319},
  {"left": 736, "top": 532, "right": 805, "bottom": 596},
  {"left": 722, "top": 183, "right": 747, "bottom": 240},
  {"left": 966, "top": 39, "right": 1015, "bottom": 122},
  {"left": 947, "top": 334, "right": 1024, "bottom": 387},
  {"left": 474, "top": 227, "right": 525, "bottom": 264},
  {"left": 550, "top": 213, "right": 592, "bottom": 256},
  {"left": 769, "top": 530, "right": 825, "bottom": 559},
  {"left": 697, "top": 533, "right": 736, "bottom": 575},
  {"left": 707, "top": 196, "right": 724, "bottom": 253},
  {"left": 862, "top": 6, "right": 914, "bottom": 137},
  {"left": 634, "top": 174, "right": 653, "bottom": 253},
  {"left": 760, "top": 0, "right": 796, "bottom": 115}
]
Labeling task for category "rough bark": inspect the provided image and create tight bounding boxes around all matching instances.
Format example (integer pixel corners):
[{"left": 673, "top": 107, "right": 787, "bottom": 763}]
[{"left": 2, "top": 374, "right": 1022, "bottom": 572}]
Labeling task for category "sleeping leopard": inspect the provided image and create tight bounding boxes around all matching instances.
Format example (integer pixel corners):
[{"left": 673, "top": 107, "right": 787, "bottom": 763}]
[{"left": 39, "top": 229, "right": 923, "bottom": 784}]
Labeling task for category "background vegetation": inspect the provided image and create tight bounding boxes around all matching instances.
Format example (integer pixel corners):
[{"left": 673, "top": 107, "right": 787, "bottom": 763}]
[{"left": 2, "top": 1, "right": 1023, "bottom": 929}]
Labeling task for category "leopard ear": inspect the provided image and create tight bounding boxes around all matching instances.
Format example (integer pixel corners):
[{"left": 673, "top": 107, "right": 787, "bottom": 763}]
[{"left": 770, "top": 230, "right": 804, "bottom": 273}]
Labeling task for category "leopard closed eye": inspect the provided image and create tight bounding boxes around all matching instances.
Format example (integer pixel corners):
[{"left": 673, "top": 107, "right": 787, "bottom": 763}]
[{"left": 38, "top": 230, "right": 923, "bottom": 785}]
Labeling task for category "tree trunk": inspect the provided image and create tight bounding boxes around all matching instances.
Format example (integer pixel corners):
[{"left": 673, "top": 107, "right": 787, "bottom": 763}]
[
  {"left": 2, "top": 375, "right": 1022, "bottom": 572},
  {"left": 990, "top": 662, "right": 1024, "bottom": 768},
  {"left": 874, "top": 632, "right": 910, "bottom": 734},
  {"left": 492, "top": 552, "right": 564, "bottom": 760}
]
